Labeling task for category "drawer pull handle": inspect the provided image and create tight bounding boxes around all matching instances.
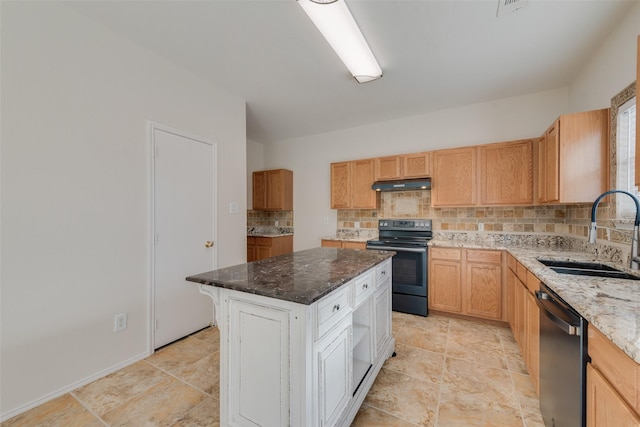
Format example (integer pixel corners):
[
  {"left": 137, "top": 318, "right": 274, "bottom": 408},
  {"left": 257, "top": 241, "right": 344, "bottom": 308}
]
[
  {"left": 363, "top": 283, "right": 369, "bottom": 289},
  {"left": 333, "top": 304, "right": 340, "bottom": 312}
]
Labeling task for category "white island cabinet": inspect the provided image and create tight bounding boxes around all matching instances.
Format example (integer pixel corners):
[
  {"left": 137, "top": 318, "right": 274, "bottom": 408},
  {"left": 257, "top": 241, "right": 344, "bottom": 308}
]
[{"left": 186, "top": 247, "right": 394, "bottom": 427}]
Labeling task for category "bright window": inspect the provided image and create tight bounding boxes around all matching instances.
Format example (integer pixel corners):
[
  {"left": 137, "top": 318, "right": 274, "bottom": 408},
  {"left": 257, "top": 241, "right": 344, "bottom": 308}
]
[{"left": 616, "top": 96, "right": 637, "bottom": 219}]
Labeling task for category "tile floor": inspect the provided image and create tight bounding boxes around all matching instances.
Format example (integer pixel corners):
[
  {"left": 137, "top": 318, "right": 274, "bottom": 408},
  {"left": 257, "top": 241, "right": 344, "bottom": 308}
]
[{"left": 2, "top": 312, "right": 544, "bottom": 427}]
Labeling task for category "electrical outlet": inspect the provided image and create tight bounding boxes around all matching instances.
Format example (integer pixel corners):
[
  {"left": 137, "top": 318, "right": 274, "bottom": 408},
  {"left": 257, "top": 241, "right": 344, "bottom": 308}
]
[
  {"left": 354, "top": 221, "right": 360, "bottom": 228},
  {"left": 114, "top": 313, "right": 128, "bottom": 332},
  {"left": 478, "top": 223, "right": 484, "bottom": 231},
  {"left": 275, "top": 220, "right": 279, "bottom": 226},
  {"left": 324, "top": 217, "right": 329, "bottom": 225}
]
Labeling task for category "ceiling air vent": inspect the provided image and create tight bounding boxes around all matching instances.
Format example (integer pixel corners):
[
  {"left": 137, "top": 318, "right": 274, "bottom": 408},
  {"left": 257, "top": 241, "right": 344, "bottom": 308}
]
[{"left": 496, "top": 0, "right": 530, "bottom": 17}]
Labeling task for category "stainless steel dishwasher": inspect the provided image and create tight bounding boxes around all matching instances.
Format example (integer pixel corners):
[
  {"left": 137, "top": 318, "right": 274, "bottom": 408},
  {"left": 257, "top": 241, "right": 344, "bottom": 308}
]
[{"left": 535, "top": 283, "right": 588, "bottom": 427}]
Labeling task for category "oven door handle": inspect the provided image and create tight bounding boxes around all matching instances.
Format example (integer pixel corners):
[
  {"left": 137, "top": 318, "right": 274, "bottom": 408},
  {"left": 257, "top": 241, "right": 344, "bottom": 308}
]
[{"left": 366, "top": 245, "right": 426, "bottom": 253}]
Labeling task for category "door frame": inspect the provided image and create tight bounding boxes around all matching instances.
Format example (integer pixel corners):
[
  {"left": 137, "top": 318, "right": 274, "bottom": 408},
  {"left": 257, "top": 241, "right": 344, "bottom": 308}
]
[{"left": 148, "top": 121, "right": 218, "bottom": 353}]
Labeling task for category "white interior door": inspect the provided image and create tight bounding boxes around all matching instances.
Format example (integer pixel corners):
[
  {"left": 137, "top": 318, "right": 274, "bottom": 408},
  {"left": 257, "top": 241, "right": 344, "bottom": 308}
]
[{"left": 152, "top": 124, "right": 216, "bottom": 349}]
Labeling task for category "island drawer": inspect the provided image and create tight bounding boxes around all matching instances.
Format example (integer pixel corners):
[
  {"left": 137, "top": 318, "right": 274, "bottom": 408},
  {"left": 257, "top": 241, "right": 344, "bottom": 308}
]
[
  {"left": 316, "top": 285, "right": 351, "bottom": 339},
  {"left": 354, "top": 271, "right": 375, "bottom": 307},
  {"left": 376, "top": 260, "right": 391, "bottom": 287}
]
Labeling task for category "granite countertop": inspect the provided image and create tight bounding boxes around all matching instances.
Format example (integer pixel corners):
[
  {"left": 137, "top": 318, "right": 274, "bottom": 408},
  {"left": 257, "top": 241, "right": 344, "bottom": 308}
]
[
  {"left": 430, "top": 238, "right": 640, "bottom": 364},
  {"left": 248, "top": 232, "right": 294, "bottom": 237},
  {"left": 186, "top": 247, "right": 394, "bottom": 305}
]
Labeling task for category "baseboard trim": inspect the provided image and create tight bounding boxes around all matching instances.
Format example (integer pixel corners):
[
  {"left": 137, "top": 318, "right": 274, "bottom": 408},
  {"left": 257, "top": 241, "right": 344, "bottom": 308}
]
[{"left": 0, "top": 350, "right": 150, "bottom": 422}]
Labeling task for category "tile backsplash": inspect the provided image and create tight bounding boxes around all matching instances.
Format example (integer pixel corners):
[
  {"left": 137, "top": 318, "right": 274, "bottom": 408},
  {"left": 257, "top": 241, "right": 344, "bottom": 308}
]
[
  {"left": 337, "top": 190, "right": 629, "bottom": 245},
  {"left": 247, "top": 210, "right": 294, "bottom": 227}
]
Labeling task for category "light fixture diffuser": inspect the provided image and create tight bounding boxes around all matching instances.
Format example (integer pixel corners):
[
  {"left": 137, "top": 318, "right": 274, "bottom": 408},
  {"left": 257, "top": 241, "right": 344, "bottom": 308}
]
[{"left": 297, "top": 0, "right": 382, "bottom": 83}]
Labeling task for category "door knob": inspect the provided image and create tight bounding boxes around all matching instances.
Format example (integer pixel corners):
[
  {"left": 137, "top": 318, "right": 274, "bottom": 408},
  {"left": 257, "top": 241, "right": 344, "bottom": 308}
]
[{"left": 205, "top": 241, "right": 214, "bottom": 248}]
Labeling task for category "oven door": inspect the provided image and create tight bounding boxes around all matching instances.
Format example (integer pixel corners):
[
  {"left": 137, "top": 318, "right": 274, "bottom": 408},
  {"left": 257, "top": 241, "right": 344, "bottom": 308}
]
[{"left": 367, "top": 245, "right": 427, "bottom": 296}]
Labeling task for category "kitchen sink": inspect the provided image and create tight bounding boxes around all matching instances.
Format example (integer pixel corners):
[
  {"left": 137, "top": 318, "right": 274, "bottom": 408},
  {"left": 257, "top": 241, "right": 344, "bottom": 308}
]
[{"left": 537, "top": 259, "right": 640, "bottom": 281}]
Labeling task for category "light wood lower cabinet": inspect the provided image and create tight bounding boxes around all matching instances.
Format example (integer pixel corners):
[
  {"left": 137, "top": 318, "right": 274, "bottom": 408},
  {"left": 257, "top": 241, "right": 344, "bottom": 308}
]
[
  {"left": 247, "top": 235, "right": 293, "bottom": 262},
  {"left": 587, "top": 326, "right": 640, "bottom": 426},
  {"left": 321, "top": 239, "right": 367, "bottom": 250},
  {"left": 428, "top": 247, "right": 503, "bottom": 321},
  {"left": 429, "top": 248, "right": 463, "bottom": 313},
  {"left": 465, "top": 250, "right": 503, "bottom": 319},
  {"left": 587, "top": 364, "right": 640, "bottom": 427},
  {"left": 506, "top": 253, "right": 540, "bottom": 395}
]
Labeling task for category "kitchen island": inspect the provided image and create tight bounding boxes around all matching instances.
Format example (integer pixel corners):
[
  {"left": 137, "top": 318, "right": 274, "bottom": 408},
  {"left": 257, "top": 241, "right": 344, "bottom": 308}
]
[{"left": 186, "top": 247, "right": 395, "bottom": 427}]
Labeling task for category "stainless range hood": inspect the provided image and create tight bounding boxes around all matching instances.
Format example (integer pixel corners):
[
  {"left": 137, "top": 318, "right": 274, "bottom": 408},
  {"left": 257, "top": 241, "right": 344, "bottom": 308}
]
[{"left": 371, "top": 178, "right": 431, "bottom": 192}]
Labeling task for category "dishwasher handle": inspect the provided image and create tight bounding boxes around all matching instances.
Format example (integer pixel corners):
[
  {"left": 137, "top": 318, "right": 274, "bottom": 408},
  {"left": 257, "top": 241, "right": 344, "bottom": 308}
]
[{"left": 535, "top": 291, "right": 581, "bottom": 336}]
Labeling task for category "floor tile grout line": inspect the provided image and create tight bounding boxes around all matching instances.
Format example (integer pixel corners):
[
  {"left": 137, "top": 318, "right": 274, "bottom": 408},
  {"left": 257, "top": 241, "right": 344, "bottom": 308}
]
[
  {"left": 433, "top": 318, "right": 453, "bottom": 427},
  {"left": 69, "top": 392, "right": 110, "bottom": 427},
  {"left": 141, "top": 358, "right": 217, "bottom": 399},
  {"left": 507, "top": 370, "right": 530, "bottom": 426},
  {"left": 70, "top": 362, "right": 177, "bottom": 425},
  {"left": 360, "top": 401, "right": 424, "bottom": 426}
]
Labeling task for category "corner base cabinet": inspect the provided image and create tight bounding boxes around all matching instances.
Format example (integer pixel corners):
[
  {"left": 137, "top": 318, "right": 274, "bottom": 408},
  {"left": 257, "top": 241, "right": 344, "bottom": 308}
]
[{"left": 197, "top": 259, "right": 394, "bottom": 427}]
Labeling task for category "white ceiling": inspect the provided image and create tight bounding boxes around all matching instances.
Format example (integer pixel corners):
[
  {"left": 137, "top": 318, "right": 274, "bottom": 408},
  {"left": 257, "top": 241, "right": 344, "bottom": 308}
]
[{"left": 69, "top": 0, "right": 635, "bottom": 144}]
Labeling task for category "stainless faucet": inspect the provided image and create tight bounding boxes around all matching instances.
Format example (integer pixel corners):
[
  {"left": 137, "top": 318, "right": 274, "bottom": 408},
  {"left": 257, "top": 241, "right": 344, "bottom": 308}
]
[{"left": 589, "top": 190, "right": 640, "bottom": 270}]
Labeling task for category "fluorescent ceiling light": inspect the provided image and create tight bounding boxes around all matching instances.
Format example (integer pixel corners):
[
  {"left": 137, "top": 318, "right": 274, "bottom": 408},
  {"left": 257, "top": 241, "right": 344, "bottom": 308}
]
[{"left": 297, "top": 0, "right": 382, "bottom": 83}]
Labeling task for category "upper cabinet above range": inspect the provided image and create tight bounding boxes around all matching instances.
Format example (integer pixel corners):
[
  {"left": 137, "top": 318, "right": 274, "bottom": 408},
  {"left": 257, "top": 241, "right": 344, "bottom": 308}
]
[
  {"left": 330, "top": 151, "right": 433, "bottom": 210},
  {"left": 374, "top": 152, "right": 432, "bottom": 181},
  {"left": 252, "top": 169, "right": 293, "bottom": 211}
]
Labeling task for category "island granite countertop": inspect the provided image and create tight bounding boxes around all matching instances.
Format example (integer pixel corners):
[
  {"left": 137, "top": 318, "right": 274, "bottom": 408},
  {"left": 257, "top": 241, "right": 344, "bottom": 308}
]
[
  {"left": 186, "top": 247, "right": 394, "bottom": 305},
  {"left": 430, "top": 237, "right": 640, "bottom": 364}
]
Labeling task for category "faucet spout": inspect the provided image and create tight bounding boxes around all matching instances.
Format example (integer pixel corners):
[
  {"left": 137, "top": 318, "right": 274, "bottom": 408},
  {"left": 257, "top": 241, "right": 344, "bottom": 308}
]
[{"left": 590, "top": 190, "right": 640, "bottom": 270}]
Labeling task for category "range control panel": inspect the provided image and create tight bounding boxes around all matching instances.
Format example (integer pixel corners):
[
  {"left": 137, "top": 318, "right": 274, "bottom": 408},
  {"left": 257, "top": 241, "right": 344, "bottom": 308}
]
[{"left": 378, "top": 219, "right": 432, "bottom": 231}]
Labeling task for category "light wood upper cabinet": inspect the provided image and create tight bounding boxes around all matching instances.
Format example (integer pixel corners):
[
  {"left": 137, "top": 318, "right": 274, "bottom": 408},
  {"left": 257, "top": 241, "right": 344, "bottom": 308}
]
[
  {"left": 480, "top": 139, "right": 533, "bottom": 205},
  {"left": 330, "top": 159, "right": 377, "bottom": 209},
  {"left": 330, "top": 162, "right": 351, "bottom": 209},
  {"left": 433, "top": 140, "right": 533, "bottom": 207},
  {"left": 536, "top": 109, "right": 609, "bottom": 204},
  {"left": 352, "top": 159, "right": 377, "bottom": 208},
  {"left": 537, "top": 124, "right": 560, "bottom": 203},
  {"left": 374, "top": 152, "right": 432, "bottom": 181},
  {"left": 375, "top": 156, "right": 403, "bottom": 180},
  {"left": 432, "top": 147, "right": 477, "bottom": 206},
  {"left": 403, "top": 152, "right": 431, "bottom": 178},
  {"left": 252, "top": 169, "right": 293, "bottom": 211}
]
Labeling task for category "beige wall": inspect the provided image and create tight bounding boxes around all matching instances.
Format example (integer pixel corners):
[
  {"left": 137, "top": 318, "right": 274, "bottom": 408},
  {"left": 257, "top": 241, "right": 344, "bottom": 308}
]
[
  {"left": 569, "top": 2, "right": 640, "bottom": 113},
  {"left": 1, "top": 2, "right": 247, "bottom": 419},
  {"left": 262, "top": 88, "right": 569, "bottom": 250}
]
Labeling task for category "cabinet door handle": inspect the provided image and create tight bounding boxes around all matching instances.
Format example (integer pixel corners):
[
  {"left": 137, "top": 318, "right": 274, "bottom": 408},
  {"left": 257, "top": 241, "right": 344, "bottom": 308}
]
[
  {"left": 333, "top": 304, "right": 340, "bottom": 312},
  {"left": 363, "top": 283, "right": 369, "bottom": 289}
]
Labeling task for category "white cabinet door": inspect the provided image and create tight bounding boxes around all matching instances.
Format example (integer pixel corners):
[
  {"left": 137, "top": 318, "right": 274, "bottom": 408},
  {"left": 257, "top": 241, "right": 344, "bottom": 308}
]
[
  {"left": 227, "top": 297, "right": 290, "bottom": 427},
  {"left": 317, "top": 319, "right": 352, "bottom": 427},
  {"left": 374, "top": 283, "right": 392, "bottom": 358}
]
